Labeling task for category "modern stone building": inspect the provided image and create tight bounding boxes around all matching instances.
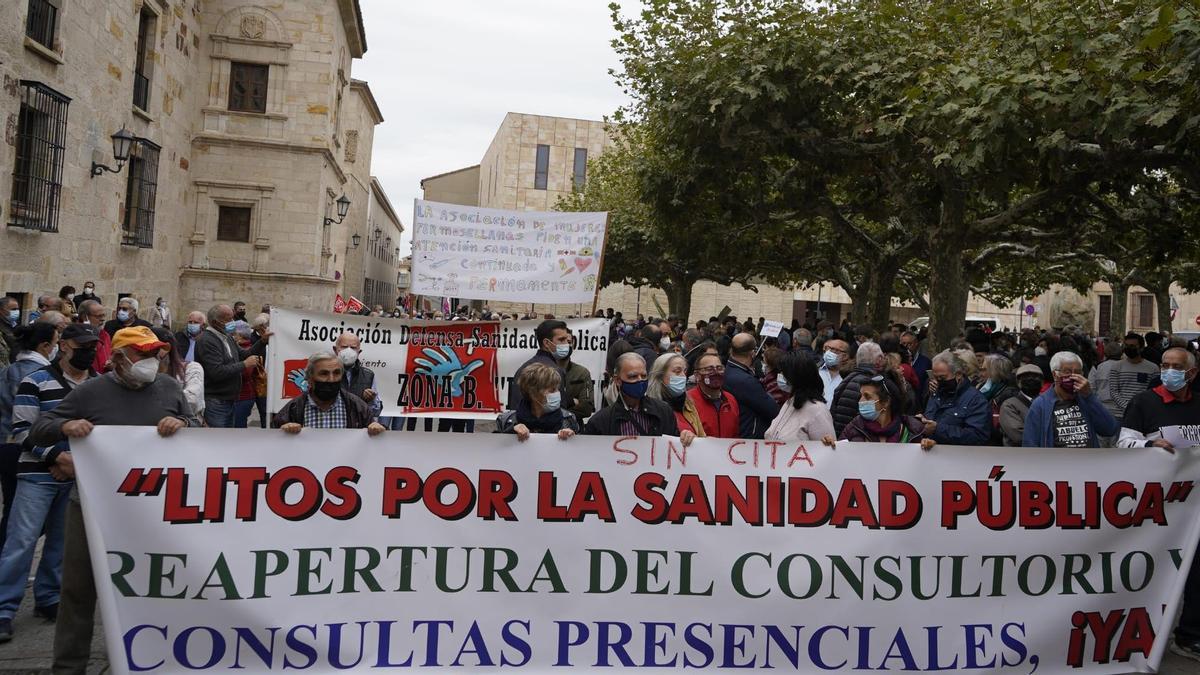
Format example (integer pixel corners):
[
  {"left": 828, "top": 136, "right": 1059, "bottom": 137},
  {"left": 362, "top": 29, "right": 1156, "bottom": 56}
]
[
  {"left": 1, "top": 0, "right": 397, "bottom": 324},
  {"left": 424, "top": 116, "right": 1200, "bottom": 334}
]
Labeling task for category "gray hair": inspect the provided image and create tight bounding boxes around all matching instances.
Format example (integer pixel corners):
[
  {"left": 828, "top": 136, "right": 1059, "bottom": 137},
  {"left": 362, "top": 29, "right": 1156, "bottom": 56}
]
[
  {"left": 932, "top": 350, "right": 965, "bottom": 376},
  {"left": 615, "top": 351, "right": 646, "bottom": 373},
  {"left": 206, "top": 304, "right": 229, "bottom": 325},
  {"left": 795, "top": 328, "right": 813, "bottom": 347},
  {"left": 983, "top": 353, "right": 1014, "bottom": 384},
  {"left": 1049, "top": 350, "right": 1083, "bottom": 372},
  {"left": 251, "top": 313, "right": 270, "bottom": 330},
  {"left": 855, "top": 341, "right": 882, "bottom": 368},
  {"left": 305, "top": 351, "right": 340, "bottom": 379},
  {"left": 1164, "top": 347, "right": 1197, "bottom": 369},
  {"left": 647, "top": 353, "right": 687, "bottom": 401},
  {"left": 36, "top": 311, "right": 67, "bottom": 328},
  {"left": 119, "top": 297, "right": 139, "bottom": 312},
  {"left": 232, "top": 320, "right": 253, "bottom": 339}
]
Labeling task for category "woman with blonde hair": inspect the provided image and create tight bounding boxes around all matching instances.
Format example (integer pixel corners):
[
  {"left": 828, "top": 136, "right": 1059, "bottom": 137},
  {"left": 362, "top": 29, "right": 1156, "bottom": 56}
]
[{"left": 647, "top": 353, "right": 705, "bottom": 438}]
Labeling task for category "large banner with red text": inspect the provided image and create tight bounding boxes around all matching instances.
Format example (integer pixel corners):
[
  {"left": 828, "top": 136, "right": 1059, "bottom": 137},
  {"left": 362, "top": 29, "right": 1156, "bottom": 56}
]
[
  {"left": 266, "top": 308, "right": 608, "bottom": 419},
  {"left": 74, "top": 427, "right": 1200, "bottom": 674}
]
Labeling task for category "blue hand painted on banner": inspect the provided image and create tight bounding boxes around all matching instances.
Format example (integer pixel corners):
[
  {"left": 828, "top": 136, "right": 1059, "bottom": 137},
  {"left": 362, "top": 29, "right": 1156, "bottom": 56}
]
[
  {"left": 413, "top": 347, "right": 483, "bottom": 398},
  {"left": 288, "top": 368, "right": 308, "bottom": 394}
]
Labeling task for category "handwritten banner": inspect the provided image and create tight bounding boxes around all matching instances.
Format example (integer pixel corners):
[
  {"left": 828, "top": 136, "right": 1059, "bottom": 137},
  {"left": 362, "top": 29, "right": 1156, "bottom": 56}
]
[
  {"left": 266, "top": 308, "right": 608, "bottom": 419},
  {"left": 74, "top": 428, "right": 1200, "bottom": 674},
  {"left": 410, "top": 199, "right": 608, "bottom": 304}
]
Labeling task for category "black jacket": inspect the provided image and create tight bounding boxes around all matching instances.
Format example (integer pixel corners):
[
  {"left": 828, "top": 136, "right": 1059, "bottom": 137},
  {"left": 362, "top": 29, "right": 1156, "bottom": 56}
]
[
  {"left": 626, "top": 337, "right": 660, "bottom": 370},
  {"left": 508, "top": 351, "right": 572, "bottom": 412},
  {"left": 830, "top": 367, "right": 877, "bottom": 436},
  {"left": 271, "top": 391, "right": 375, "bottom": 429},
  {"left": 582, "top": 396, "right": 680, "bottom": 436},
  {"left": 724, "top": 359, "right": 779, "bottom": 439},
  {"left": 495, "top": 407, "right": 581, "bottom": 434},
  {"left": 194, "top": 328, "right": 266, "bottom": 401},
  {"left": 72, "top": 292, "right": 102, "bottom": 309},
  {"left": 102, "top": 317, "right": 151, "bottom": 337}
]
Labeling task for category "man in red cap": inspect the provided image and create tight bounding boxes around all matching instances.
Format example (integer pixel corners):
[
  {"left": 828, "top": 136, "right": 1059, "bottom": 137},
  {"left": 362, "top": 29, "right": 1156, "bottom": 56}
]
[{"left": 28, "top": 325, "right": 198, "bottom": 674}]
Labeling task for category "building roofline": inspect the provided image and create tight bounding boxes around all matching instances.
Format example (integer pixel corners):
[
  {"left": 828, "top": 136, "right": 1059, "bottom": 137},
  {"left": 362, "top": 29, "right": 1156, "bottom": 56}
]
[
  {"left": 501, "top": 111, "right": 607, "bottom": 125},
  {"left": 419, "top": 164, "right": 481, "bottom": 188},
  {"left": 339, "top": 0, "right": 368, "bottom": 57},
  {"left": 349, "top": 79, "right": 383, "bottom": 125},
  {"left": 370, "top": 176, "right": 403, "bottom": 231}
]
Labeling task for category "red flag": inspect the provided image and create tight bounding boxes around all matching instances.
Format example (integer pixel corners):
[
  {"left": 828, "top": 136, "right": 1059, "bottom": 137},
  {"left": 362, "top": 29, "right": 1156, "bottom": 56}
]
[
  {"left": 333, "top": 294, "right": 347, "bottom": 314},
  {"left": 347, "top": 296, "right": 365, "bottom": 314}
]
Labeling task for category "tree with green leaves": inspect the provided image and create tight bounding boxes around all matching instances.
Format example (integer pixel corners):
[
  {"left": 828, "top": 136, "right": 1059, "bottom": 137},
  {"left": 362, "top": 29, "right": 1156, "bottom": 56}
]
[{"left": 606, "top": 0, "right": 1200, "bottom": 348}]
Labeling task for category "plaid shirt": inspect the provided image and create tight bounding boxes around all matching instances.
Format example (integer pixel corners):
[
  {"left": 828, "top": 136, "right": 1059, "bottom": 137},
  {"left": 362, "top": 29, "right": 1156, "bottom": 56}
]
[{"left": 303, "top": 393, "right": 348, "bottom": 428}]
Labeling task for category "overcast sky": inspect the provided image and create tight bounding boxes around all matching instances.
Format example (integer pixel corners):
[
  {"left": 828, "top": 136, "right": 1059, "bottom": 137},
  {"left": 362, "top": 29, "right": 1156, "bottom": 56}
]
[{"left": 353, "top": 1, "right": 636, "bottom": 251}]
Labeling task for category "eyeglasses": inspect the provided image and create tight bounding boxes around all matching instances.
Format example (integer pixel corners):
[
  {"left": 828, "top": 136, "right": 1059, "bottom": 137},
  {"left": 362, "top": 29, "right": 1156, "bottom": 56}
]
[
  {"left": 697, "top": 366, "right": 725, "bottom": 375},
  {"left": 1162, "top": 364, "right": 1191, "bottom": 372},
  {"left": 825, "top": 347, "right": 848, "bottom": 356}
]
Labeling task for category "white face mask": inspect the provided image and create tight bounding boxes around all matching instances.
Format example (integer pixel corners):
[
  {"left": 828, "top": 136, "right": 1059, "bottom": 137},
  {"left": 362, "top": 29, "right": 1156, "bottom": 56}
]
[
  {"left": 337, "top": 347, "right": 359, "bottom": 367},
  {"left": 128, "top": 357, "right": 160, "bottom": 384},
  {"left": 659, "top": 337, "right": 671, "bottom": 350}
]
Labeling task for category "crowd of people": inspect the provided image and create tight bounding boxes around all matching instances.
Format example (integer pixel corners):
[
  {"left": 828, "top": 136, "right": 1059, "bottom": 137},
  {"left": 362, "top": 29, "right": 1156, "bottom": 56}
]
[{"left": 0, "top": 283, "right": 1199, "bottom": 669}]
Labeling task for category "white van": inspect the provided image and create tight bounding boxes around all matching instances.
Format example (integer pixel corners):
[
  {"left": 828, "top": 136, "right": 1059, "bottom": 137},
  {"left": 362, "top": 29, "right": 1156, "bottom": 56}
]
[{"left": 908, "top": 316, "right": 1003, "bottom": 332}]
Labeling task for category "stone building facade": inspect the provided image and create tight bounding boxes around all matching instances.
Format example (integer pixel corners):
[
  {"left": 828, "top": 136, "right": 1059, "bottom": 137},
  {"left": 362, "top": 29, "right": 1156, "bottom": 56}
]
[{"left": 1, "top": 0, "right": 393, "bottom": 324}]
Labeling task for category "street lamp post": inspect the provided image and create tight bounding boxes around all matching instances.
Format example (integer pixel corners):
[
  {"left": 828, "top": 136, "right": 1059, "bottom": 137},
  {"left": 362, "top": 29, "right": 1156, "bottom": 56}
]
[{"left": 90, "top": 127, "right": 136, "bottom": 178}]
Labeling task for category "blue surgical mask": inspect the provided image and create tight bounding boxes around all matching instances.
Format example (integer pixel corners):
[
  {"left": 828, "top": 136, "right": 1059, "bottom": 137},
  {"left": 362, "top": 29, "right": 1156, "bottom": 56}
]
[
  {"left": 776, "top": 373, "right": 792, "bottom": 393},
  {"left": 224, "top": 321, "right": 237, "bottom": 334},
  {"left": 858, "top": 400, "right": 881, "bottom": 421},
  {"left": 980, "top": 379, "right": 996, "bottom": 395},
  {"left": 117, "top": 309, "right": 131, "bottom": 322},
  {"left": 1162, "top": 368, "right": 1189, "bottom": 392},
  {"left": 554, "top": 343, "right": 571, "bottom": 360},
  {"left": 667, "top": 374, "right": 687, "bottom": 396},
  {"left": 6, "top": 310, "right": 17, "bottom": 325},
  {"left": 620, "top": 380, "right": 648, "bottom": 400},
  {"left": 823, "top": 350, "right": 840, "bottom": 369},
  {"left": 186, "top": 323, "right": 201, "bottom": 336},
  {"left": 543, "top": 391, "right": 562, "bottom": 412}
]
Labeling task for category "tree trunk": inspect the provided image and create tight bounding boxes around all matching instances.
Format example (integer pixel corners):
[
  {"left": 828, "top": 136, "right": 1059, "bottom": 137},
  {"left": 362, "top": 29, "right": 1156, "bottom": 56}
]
[
  {"left": 848, "top": 272, "right": 872, "bottom": 327},
  {"left": 867, "top": 257, "right": 899, "bottom": 332},
  {"left": 1152, "top": 283, "right": 1173, "bottom": 334},
  {"left": 1108, "top": 279, "right": 1129, "bottom": 338},
  {"left": 666, "top": 277, "right": 695, "bottom": 324},
  {"left": 927, "top": 183, "right": 969, "bottom": 353}
]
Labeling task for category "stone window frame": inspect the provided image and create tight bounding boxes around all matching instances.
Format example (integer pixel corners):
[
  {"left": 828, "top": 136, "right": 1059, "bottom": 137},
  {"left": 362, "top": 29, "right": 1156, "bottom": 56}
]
[
  {"left": 191, "top": 180, "right": 275, "bottom": 271},
  {"left": 205, "top": 9, "right": 291, "bottom": 121}
]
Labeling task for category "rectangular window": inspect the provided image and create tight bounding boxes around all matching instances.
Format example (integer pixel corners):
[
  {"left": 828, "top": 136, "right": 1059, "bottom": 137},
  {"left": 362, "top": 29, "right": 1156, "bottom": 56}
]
[
  {"left": 9, "top": 81, "right": 70, "bottom": 233},
  {"left": 25, "top": 0, "right": 58, "bottom": 50},
  {"left": 534, "top": 144, "right": 549, "bottom": 190},
  {"left": 573, "top": 147, "right": 588, "bottom": 189},
  {"left": 133, "top": 9, "right": 155, "bottom": 110},
  {"left": 1136, "top": 294, "right": 1155, "bottom": 328},
  {"left": 121, "top": 138, "right": 160, "bottom": 248},
  {"left": 1097, "top": 295, "right": 1112, "bottom": 335},
  {"left": 228, "top": 62, "right": 269, "bottom": 114},
  {"left": 217, "top": 205, "right": 252, "bottom": 242}
]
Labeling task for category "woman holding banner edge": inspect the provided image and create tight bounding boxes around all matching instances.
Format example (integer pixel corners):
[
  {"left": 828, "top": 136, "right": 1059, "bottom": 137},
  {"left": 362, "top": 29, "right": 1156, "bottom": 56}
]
[{"left": 496, "top": 363, "right": 580, "bottom": 441}]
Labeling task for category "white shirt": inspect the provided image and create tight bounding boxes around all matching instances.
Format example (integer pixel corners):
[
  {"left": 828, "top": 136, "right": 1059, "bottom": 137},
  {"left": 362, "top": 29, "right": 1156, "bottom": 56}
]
[{"left": 819, "top": 365, "right": 843, "bottom": 409}]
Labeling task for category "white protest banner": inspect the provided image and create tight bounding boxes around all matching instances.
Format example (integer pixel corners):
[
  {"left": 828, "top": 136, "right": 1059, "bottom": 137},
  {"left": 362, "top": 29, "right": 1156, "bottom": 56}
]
[
  {"left": 760, "top": 320, "right": 784, "bottom": 338},
  {"left": 74, "top": 428, "right": 1200, "bottom": 674},
  {"left": 266, "top": 308, "right": 608, "bottom": 419},
  {"left": 411, "top": 199, "right": 608, "bottom": 305},
  {"left": 1163, "top": 425, "right": 1200, "bottom": 449}
]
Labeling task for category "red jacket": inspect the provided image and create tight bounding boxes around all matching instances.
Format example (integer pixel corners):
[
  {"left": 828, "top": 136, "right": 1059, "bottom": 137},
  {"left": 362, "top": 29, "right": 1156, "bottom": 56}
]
[{"left": 687, "top": 387, "right": 741, "bottom": 438}]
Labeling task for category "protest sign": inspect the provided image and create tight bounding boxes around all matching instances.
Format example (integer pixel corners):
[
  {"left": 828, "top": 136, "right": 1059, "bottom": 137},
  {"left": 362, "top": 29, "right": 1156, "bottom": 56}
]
[
  {"left": 75, "top": 429, "right": 1200, "bottom": 674},
  {"left": 266, "top": 308, "right": 608, "bottom": 419},
  {"left": 410, "top": 199, "right": 608, "bottom": 305},
  {"left": 760, "top": 320, "right": 784, "bottom": 338}
]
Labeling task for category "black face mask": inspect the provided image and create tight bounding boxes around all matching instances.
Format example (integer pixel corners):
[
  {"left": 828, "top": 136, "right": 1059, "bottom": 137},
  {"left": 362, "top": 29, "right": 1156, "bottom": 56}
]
[
  {"left": 1123, "top": 346, "right": 1140, "bottom": 359},
  {"left": 311, "top": 380, "right": 340, "bottom": 402},
  {"left": 1018, "top": 377, "right": 1042, "bottom": 398},
  {"left": 937, "top": 377, "right": 959, "bottom": 398},
  {"left": 68, "top": 347, "right": 96, "bottom": 371}
]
